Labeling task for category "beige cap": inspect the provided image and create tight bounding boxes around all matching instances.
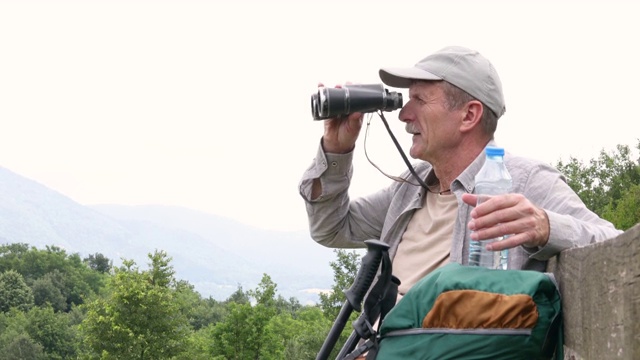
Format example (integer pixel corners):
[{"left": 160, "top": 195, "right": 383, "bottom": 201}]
[{"left": 379, "top": 46, "right": 506, "bottom": 118}]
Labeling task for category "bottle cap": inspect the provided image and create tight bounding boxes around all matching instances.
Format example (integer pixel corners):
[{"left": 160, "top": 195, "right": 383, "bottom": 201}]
[{"left": 485, "top": 146, "right": 504, "bottom": 157}]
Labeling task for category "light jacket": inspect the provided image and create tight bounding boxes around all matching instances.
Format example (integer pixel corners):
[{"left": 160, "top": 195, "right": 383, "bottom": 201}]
[{"left": 299, "top": 140, "right": 622, "bottom": 272}]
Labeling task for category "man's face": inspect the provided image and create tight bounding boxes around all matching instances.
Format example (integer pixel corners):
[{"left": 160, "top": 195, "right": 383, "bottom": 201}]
[{"left": 398, "top": 81, "right": 462, "bottom": 162}]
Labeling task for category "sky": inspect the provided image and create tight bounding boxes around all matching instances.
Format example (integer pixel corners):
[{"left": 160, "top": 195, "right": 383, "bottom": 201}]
[{"left": 1, "top": 0, "right": 639, "bottom": 232}]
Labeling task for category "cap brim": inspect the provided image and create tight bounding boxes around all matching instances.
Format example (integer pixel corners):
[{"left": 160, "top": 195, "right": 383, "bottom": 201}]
[{"left": 379, "top": 67, "right": 442, "bottom": 88}]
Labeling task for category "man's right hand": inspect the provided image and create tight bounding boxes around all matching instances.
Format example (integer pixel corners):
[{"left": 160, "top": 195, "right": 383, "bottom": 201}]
[{"left": 319, "top": 83, "right": 364, "bottom": 154}]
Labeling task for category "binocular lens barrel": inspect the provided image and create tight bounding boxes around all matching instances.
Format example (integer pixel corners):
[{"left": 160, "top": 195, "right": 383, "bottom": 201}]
[{"left": 311, "top": 84, "right": 403, "bottom": 120}]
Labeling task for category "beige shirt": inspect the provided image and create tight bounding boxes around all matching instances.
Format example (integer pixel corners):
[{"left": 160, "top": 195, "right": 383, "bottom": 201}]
[{"left": 393, "top": 191, "right": 457, "bottom": 297}]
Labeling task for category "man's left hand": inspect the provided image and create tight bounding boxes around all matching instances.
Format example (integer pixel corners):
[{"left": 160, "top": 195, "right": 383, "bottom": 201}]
[{"left": 461, "top": 193, "right": 550, "bottom": 250}]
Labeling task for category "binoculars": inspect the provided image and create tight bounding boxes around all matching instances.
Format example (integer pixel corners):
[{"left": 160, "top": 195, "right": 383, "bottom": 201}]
[{"left": 310, "top": 84, "right": 403, "bottom": 120}]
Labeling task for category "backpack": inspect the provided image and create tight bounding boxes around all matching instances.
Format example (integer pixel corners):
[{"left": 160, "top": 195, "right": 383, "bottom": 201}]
[{"left": 374, "top": 262, "right": 563, "bottom": 360}]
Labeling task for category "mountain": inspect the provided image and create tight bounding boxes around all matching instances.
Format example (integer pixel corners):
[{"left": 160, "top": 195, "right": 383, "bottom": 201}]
[{"left": 0, "top": 166, "right": 339, "bottom": 302}]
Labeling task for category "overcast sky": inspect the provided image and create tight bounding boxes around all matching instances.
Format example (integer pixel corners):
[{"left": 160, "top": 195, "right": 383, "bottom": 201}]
[{"left": 1, "top": 0, "right": 638, "bottom": 232}]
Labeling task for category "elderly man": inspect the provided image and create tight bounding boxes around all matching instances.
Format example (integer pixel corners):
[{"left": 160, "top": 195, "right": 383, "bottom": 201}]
[{"left": 299, "top": 46, "right": 621, "bottom": 297}]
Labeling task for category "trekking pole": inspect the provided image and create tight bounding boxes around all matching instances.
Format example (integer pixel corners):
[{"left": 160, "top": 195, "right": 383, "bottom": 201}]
[
  {"left": 316, "top": 240, "right": 390, "bottom": 360},
  {"left": 336, "top": 274, "right": 400, "bottom": 360},
  {"left": 337, "top": 275, "right": 400, "bottom": 360}
]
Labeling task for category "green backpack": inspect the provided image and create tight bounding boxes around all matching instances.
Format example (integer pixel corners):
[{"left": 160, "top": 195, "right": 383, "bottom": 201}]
[{"left": 375, "top": 263, "right": 563, "bottom": 360}]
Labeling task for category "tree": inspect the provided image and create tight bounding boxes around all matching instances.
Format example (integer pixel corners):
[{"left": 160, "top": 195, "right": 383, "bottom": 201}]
[
  {"left": 0, "top": 270, "right": 34, "bottom": 313},
  {"left": 80, "top": 251, "right": 189, "bottom": 359},
  {"left": 25, "top": 305, "right": 78, "bottom": 359},
  {"left": 603, "top": 183, "right": 640, "bottom": 230},
  {"left": 173, "top": 280, "right": 228, "bottom": 331},
  {"left": 317, "top": 249, "right": 363, "bottom": 358},
  {"left": 556, "top": 140, "right": 640, "bottom": 230},
  {"left": 225, "top": 284, "right": 250, "bottom": 305},
  {"left": 210, "top": 274, "right": 285, "bottom": 359},
  {"left": 210, "top": 302, "right": 256, "bottom": 359},
  {"left": 3, "top": 333, "right": 45, "bottom": 360},
  {"left": 318, "top": 249, "right": 361, "bottom": 320},
  {"left": 83, "top": 253, "right": 112, "bottom": 274},
  {"left": 0, "top": 244, "right": 107, "bottom": 311},
  {"left": 31, "top": 270, "right": 67, "bottom": 312},
  {"left": 0, "top": 243, "right": 30, "bottom": 274},
  {"left": 268, "top": 306, "right": 332, "bottom": 359}
]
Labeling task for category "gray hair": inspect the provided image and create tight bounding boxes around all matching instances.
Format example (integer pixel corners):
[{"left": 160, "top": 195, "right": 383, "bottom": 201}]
[{"left": 439, "top": 81, "right": 498, "bottom": 138}]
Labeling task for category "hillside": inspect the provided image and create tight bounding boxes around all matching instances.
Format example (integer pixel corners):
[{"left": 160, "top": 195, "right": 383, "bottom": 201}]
[{"left": 0, "top": 166, "right": 339, "bottom": 302}]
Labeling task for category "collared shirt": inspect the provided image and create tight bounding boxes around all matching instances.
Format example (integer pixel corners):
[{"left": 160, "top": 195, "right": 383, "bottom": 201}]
[{"left": 299, "top": 140, "right": 622, "bottom": 272}]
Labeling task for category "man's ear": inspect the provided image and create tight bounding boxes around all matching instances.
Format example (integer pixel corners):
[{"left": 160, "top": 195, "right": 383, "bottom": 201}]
[{"left": 460, "top": 100, "right": 484, "bottom": 133}]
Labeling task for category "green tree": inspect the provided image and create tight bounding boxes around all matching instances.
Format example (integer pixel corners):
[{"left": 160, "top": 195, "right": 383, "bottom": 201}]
[
  {"left": 603, "top": 183, "right": 640, "bottom": 230},
  {"left": 83, "top": 253, "right": 112, "bottom": 274},
  {"left": 0, "top": 270, "right": 34, "bottom": 312},
  {"left": 210, "top": 302, "right": 255, "bottom": 359},
  {"left": 556, "top": 140, "right": 640, "bottom": 230},
  {"left": 174, "top": 280, "right": 227, "bottom": 331},
  {"left": 3, "top": 333, "right": 45, "bottom": 360},
  {"left": 269, "top": 306, "right": 332, "bottom": 359},
  {"left": 317, "top": 249, "right": 363, "bottom": 359},
  {"left": 80, "top": 250, "right": 189, "bottom": 359},
  {"left": 319, "top": 249, "right": 361, "bottom": 320},
  {"left": 0, "top": 243, "right": 30, "bottom": 274},
  {"left": 31, "top": 270, "right": 68, "bottom": 312},
  {"left": 0, "top": 308, "right": 30, "bottom": 355},
  {"left": 211, "top": 274, "right": 285, "bottom": 359},
  {"left": 25, "top": 305, "right": 78, "bottom": 359},
  {"left": 225, "top": 284, "right": 250, "bottom": 305},
  {"left": 0, "top": 244, "right": 107, "bottom": 311}
]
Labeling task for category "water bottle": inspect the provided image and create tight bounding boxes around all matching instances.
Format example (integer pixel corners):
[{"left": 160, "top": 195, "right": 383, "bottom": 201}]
[{"left": 468, "top": 146, "right": 512, "bottom": 269}]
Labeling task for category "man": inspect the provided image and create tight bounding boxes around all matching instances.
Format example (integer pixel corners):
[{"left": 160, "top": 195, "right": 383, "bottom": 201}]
[{"left": 299, "top": 46, "right": 621, "bottom": 297}]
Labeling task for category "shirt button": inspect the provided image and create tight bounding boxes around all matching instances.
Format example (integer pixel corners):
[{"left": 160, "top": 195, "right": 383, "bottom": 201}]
[{"left": 331, "top": 161, "right": 338, "bottom": 167}]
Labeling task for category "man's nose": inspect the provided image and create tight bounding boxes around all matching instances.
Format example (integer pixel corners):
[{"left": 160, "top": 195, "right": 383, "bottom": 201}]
[{"left": 398, "top": 106, "right": 411, "bottom": 123}]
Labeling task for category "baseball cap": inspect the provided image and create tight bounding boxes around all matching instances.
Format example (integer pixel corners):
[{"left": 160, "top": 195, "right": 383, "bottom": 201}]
[{"left": 379, "top": 46, "right": 506, "bottom": 118}]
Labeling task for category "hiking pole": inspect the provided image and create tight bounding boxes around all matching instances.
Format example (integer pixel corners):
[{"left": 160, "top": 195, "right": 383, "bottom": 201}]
[
  {"left": 316, "top": 240, "right": 390, "bottom": 360},
  {"left": 337, "top": 274, "right": 400, "bottom": 360}
]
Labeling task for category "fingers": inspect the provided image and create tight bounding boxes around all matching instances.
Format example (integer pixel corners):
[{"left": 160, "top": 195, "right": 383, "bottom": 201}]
[{"left": 467, "top": 194, "right": 550, "bottom": 249}]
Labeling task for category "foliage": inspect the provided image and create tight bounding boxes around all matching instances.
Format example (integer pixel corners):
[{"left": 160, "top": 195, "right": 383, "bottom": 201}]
[
  {"left": 0, "top": 305, "right": 77, "bottom": 359},
  {"left": 211, "top": 274, "right": 282, "bottom": 359},
  {"left": 0, "top": 244, "right": 109, "bottom": 311},
  {"left": 269, "top": 306, "right": 332, "bottom": 359},
  {"left": 83, "top": 253, "right": 112, "bottom": 274},
  {"left": 556, "top": 140, "right": 640, "bottom": 230},
  {"left": 80, "top": 251, "right": 189, "bottom": 359},
  {"left": 316, "top": 249, "right": 363, "bottom": 358},
  {"left": 3, "top": 333, "right": 46, "bottom": 360},
  {"left": 0, "top": 240, "right": 367, "bottom": 359},
  {"left": 0, "top": 270, "right": 34, "bottom": 312},
  {"left": 31, "top": 269, "right": 67, "bottom": 312},
  {"left": 318, "top": 249, "right": 361, "bottom": 320},
  {"left": 24, "top": 305, "right": 78, "bottom": 359},
  {"left": 174, "top": 280, "right": 227, "bottom": 331}
]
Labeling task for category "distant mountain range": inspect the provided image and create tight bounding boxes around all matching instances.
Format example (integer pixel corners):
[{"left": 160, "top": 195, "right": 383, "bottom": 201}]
[{"left": 0, "top": 166, "right": 343, "bottom": 303}]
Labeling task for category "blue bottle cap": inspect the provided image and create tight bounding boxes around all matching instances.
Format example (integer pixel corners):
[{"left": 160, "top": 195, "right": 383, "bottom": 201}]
[{"left": 485, "top": 146, "right": 504, "bottom": 156}]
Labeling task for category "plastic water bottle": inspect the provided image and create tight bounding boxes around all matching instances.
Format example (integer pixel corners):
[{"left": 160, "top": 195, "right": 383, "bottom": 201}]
[{"left": 468, "top": 146, "right": 512, "bottom": 269}]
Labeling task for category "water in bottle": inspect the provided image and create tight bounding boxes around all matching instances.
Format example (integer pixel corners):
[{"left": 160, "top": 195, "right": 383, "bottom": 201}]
[{"left": 468, "top": 146, "right": 512, "bottom": 269}]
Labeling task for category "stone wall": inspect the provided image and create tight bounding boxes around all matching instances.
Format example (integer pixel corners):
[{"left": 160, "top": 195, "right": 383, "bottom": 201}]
[{"left": 548, "top": 223, "right": 640, "bottom": 360}]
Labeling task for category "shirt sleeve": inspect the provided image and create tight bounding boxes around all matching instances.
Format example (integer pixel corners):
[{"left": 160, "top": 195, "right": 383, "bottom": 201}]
[
  {"left": 518, "top": 162, "right": 623, "bottom": 260},
  {"left": 298, "top": 139, "right": 390, "bottom": 249}
]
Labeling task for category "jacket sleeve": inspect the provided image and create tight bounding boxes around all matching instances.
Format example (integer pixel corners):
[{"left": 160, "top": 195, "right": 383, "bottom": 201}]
[
  {"left": 519, "top": 162, "right": 623, "bottom": 260},
  {"left": 298, "top": 140, "right": 392, "bottom": 249}
]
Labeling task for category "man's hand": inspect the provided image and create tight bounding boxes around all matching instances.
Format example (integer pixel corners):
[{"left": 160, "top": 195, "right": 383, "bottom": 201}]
[
  {"left": 318, "top": 83, "right": 364, "bottom": 154},
  {"left": 461, "top": 193, "right": 550, "bottom": 251}
]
